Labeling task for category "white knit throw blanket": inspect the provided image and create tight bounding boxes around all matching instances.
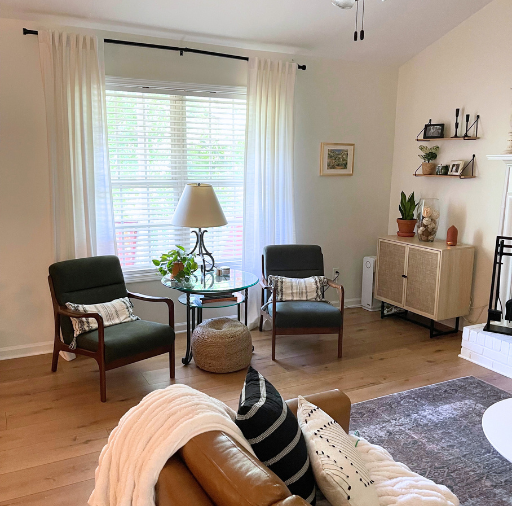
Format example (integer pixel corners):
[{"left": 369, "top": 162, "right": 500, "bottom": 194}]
[
  {"left": 88, "top": 384, "right": 254, "bottom": 506},
  {"left": 354, "top": 435, "right": 459, "bottom": 506}
]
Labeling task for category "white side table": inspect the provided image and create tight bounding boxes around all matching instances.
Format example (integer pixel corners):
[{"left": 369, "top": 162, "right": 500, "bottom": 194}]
[{"left": 482, "top": 398, "right": 512, "bottom": 463}]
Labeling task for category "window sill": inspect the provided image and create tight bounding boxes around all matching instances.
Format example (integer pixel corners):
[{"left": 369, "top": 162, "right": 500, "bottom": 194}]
[{"left": 123, "top": 268, "right": 162, "bottom": 284}]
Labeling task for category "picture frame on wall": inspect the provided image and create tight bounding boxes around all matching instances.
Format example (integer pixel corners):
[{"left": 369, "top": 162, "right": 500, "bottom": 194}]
[
  {"left": 320, "top": 143, "right": 355, "bottom": 176},
  {"left": 448, "top": 160, "right": 465, "bottom": 176},
  {"left": 423, "top": 123, "right": 445, "bottom": 139}
]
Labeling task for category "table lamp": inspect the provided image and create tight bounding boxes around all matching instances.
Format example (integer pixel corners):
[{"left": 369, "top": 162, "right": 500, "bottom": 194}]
[{"left": 171, "top": 183, "right": 227, "bottom": 272}]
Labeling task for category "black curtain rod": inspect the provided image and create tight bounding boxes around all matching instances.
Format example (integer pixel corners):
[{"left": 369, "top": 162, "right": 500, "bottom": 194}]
[{"left": 23, "top": 28, "right": 306, "bottom": 70}]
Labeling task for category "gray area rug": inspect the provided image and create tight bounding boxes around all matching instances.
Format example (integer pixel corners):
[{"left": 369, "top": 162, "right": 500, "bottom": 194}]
[{"left": 349, "top": 377, "right": 512, "bottom": 506}]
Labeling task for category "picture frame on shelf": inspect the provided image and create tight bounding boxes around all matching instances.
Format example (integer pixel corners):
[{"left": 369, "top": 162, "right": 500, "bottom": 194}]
[
  {"left": 448, "top": 160, "right": 465, "bottom": 176},
  {"left": 320, "top": 143, "right": 355, "bottom": 176},
  {"left": 423, "top": 123, "right": 445, "bottom": 139}
]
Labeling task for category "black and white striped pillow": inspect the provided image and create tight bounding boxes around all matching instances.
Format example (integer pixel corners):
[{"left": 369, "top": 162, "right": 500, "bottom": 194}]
[
  {"left": 65, "top": 297, "right": 140, "bottom": 349},
  {"left": 235, "top": 367, "right": 316, "bottom": 505}
]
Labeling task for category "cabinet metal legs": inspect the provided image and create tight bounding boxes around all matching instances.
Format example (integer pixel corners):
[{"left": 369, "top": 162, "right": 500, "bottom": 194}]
[{"left": 381, "top": 302, "right": 460, "bottom": 338}]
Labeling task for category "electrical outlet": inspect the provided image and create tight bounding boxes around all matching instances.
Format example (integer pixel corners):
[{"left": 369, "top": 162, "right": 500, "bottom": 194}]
[{"left": 333, "top": 268, "right": 340, "bottom": 281}]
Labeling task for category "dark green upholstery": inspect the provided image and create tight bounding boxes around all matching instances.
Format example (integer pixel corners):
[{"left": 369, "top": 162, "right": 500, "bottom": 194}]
[
  {"left": 264, "top": 245, "right": 324, "bottom": 279},
  {"left": 76, "top": 320, "right": 175, "bottom": 364},
  {"left": 49, "top": 256, "right": 128, "bottom": 344},
  {"left": 267, "top": 301, "right": 341, "bottom": 329}
]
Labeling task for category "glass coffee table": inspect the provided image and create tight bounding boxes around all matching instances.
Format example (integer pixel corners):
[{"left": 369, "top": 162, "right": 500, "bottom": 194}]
[{"left": 161, "top": 269, "right": 258, "bottom": 364}]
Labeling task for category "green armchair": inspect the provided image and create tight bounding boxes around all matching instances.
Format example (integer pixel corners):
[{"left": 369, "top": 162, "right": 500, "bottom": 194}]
[
  {"left": 48, "top": 256, "right": 175, "bottom": 402},
  {"left": 259, "top": 245, "right": 344, "bottom": 360}
]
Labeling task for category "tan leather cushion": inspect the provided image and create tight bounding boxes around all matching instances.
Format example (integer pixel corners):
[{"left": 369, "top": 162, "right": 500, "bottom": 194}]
[
  {"left": 155, "top": 455, "right": 213, "bottom": 506},
  {"left": 180, "top": 430, "right": 291, "bottom": 506},
  {"left": 287, "top": 389, "right": 351, "bottom": 433},
  {"left": 273, "top": 495, "right": 311, "bottom": 506}
]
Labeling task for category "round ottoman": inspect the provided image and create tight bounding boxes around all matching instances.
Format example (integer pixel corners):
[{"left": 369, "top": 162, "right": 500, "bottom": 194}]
[{"left": 192, "top": 317, "right": 252, "bottom": 373}]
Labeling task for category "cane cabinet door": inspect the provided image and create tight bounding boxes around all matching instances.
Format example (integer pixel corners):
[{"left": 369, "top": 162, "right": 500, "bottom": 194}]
[
  {"left": 376, "top": 240, "right": 407, "bottom": 307},
  {"left": 404, "top": 246, "right": 440, "bottom": 318}
]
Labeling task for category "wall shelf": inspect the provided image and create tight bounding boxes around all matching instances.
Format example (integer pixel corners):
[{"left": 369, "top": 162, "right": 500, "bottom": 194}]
[
  {"left": 416, "top": 137, "right": 479, "bottom": 142},
  {"left": 413, "top": 154, "right": 476, "bottom": 179},
  {"left": 414, "top": 174, "right": 476, "bottom": 179}
]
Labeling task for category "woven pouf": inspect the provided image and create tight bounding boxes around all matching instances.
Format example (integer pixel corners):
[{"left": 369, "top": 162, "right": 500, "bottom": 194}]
[{"left": 192, "top": 317, "right": 252, "bottom": 373}]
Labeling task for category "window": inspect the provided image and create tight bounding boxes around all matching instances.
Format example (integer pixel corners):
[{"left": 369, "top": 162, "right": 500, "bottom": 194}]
[{"left": 106, "top": 78, "right": 246, "bottom": 281}]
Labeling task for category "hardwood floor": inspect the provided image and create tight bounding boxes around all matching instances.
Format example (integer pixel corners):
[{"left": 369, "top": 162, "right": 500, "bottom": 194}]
[{"left": 0, "top": 308, "right": 511, "bottom": 505}]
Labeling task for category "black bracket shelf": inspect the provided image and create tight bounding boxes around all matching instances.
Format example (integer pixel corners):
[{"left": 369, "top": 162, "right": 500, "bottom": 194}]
[{"left": 414, "top": 154, "right": 476, "bottom": 179}]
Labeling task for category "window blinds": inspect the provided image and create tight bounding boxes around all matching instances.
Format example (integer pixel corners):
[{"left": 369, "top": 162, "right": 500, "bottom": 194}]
[{"left": 105, "top": 79, "right": 246, "bottom": 279}]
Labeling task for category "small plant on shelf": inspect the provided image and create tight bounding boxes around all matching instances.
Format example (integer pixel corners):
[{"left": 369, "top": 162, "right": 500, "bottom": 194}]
[
  {"left": 397, "top": 191, "right": 419, "bottom": 237},
  {"left": 418, "top": 145, "right": 439, "bottom": 175},
  {"left": 153, "top": 245, "right": 198, "bottom": 280}
]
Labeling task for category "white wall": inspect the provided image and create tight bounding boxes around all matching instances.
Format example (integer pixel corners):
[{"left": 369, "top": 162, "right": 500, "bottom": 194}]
[
  {"left": 0, "top": 17, "right": 398, "bottom": 358},
  {"left": 388, "top": 0, "right": 512, "bottom": 326}
]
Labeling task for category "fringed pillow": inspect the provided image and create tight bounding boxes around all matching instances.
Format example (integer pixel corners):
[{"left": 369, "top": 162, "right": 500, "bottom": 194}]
[
  {"left": 65, "top": 297, "right": 140, "bottom": 348},
  {"left": 262, "top": 275, "right": 328, "bottom": 312}
]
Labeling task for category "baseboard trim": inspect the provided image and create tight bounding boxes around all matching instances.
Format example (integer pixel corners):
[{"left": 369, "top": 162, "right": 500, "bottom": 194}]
[
  {"left": 0, "top": 341, "right": 54, "bottom": 361},
  {"left": 0, "top": 316, "right": 238, "bottom": 361},
  {"left": 0, "top": 301, "right": 371, "bottom": 362}
]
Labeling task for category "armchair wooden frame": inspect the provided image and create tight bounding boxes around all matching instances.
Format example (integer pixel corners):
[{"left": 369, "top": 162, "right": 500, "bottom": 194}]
[
  {"left": 258, "top": 255, "right": 344, "bottom": 361},
  {"left": 48, "top": 276, "right": 175, "bottom": 402}
]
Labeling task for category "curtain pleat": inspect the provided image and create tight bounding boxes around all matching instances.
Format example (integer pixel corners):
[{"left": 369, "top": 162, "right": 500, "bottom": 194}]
[
  {"left": 38, "top": 30, "right": 116, "bottom": 261},
  {"left": 243, "top": 58, "right": 297, "bottom": 329}
]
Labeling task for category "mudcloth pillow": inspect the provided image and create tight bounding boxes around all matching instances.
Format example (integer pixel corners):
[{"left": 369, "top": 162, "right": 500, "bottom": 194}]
[
  {"left": 297, "top": 396, "right": 380, "bottom": 506},
  {"left": 235, "top": 367, "right": 316, "bottom": 505},
  {"left": 65, "top": 297, "right": 140, "bottom": 349},
  {"left": 262, "top": 275, "right": 329, "bottom": 312}
]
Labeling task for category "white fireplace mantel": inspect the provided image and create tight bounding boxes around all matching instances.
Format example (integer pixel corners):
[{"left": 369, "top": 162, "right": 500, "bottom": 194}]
[{"left": 487, "top": 155, "right": 512, "bottom": 162}]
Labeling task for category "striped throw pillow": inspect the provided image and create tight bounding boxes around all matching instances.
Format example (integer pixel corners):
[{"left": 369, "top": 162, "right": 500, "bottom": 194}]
[
  {"left": 235, "top": 367, "right": 316, "bottom": 505},
  {"left": 262, "top": 275, "right": 328, "bottom": 312},
  {"left": 65, "top": 297, "right": 140, "bottom": 349}
]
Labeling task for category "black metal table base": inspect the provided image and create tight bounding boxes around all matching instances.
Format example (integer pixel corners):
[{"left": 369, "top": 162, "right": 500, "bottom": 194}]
[
  {"left": 380, "top": 302, "right": 460, "bottom": 338},
  {"left": 182, "top": 288, "right": 249, "bottom": 365}
]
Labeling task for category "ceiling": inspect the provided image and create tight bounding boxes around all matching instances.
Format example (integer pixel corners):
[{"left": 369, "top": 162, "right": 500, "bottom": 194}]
[{"left": 0, "top": 0, "right": 495, "bottom": 66}]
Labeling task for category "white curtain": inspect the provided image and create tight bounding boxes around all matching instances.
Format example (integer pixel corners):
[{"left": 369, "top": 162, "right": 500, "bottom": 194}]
[
  {"left": 38, "top": 30, "right": 116, "bottom": 261},
  {"left": 243, "top": 58, "right": 297, "bottom": 329}
]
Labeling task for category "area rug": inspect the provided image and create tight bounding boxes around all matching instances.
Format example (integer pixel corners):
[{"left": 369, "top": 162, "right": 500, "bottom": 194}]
[{"left": 350, "top": 377, "right": 512, "bottom": 506}]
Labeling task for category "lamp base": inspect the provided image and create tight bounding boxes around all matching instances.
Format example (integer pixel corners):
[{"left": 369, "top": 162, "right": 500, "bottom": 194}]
[{"left": 189, "top": 228, "right": 215, "bottom": 273}]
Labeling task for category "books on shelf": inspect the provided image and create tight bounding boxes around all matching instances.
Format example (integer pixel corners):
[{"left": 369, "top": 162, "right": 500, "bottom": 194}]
[{"left": 200, "top": 292, "right": 238, "bottom": 304}]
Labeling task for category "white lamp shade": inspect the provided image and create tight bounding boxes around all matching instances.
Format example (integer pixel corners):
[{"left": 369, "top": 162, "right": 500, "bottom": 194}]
[{"left": 171, "top": 183, "right": 227, "bottom": 228}]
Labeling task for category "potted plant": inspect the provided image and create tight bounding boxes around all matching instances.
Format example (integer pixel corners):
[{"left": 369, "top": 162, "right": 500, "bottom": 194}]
[
  {"left": 397, "top": 191, "right": 419, "bottom": 237},
  {"left": 153, "top": 245, "right": 198, "bottom": 280},
  {"left": 418, "top": 145, "right": 439, "bottom": 175}
]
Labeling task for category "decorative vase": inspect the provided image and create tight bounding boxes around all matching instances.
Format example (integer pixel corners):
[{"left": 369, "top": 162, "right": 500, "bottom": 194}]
[
  {"left": 447, "top": 226, "right": 458, "bottom": 246},
  {"left": 397, "top": 218, "right": 417, "bottom": 237},
  {"left": 171, "top": 262, "right": 184, "bottom": 278},
  {"left": 417, "top": 198, "right": 440, "bottom": 242},
  {"left": 422, "top": 162, "right": 436, "bottom": 175}
]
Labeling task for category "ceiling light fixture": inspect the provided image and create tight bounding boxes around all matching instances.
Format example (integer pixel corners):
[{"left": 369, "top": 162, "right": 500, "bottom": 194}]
[{"left": 332, "top": 0, "right": 387, "bottom": 42}]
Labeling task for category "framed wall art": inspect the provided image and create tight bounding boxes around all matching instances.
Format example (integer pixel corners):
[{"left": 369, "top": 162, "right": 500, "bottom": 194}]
[{"left": 320, "top": 143, "right": 355, "bottom": 176}]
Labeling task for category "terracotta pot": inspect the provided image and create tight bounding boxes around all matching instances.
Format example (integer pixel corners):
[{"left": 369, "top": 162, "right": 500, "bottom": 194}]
[
  {"left": 171, "top": 262, "right": 185, "bottom": 278},
  {"left": 422, "top": 162, "right": 436, "bottom": 175},
  {"left": 397, "top": 218, "right": 417, "bottom": 237}
]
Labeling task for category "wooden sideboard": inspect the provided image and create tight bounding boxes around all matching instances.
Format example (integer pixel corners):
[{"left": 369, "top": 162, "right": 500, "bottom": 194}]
[{"left": 375, "top": 235, "right": 475, "bottom": 322}]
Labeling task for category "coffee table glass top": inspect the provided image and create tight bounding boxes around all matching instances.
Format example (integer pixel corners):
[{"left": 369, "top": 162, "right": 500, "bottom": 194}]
[{"left": 161, "top": 269, "right": 258, "bottom": 294}]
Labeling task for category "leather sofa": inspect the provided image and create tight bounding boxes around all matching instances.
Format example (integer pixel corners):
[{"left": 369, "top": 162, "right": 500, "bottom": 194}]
[{"left": 155, "top": 389, "right": 352, "bottom": 506}]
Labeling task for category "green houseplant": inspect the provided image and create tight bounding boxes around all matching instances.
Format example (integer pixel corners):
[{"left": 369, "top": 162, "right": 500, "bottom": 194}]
[
  {"left": 153, "top": 245, "right": 198, "bottom": 280},
  {"left": 397, "top": 191, "right": 419, "bottom": 237},
  {"left": 418, "top": 145, "right": 439, "bottom": 175}
]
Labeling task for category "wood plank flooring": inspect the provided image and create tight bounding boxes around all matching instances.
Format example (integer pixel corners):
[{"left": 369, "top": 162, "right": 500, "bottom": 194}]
[{"left": 0, "top": 308, "right": 511, "bottom": 505}]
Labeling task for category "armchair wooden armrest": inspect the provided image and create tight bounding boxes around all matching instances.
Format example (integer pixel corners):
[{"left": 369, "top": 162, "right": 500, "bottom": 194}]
[
  {"left": 56, "top": 306, "right": 106, "bottom": 355},
  {"left": 127, "top": 291, "right": 175, "bottom": 328},
  {"left": 327, "top": 279, "right": 344, "bottom": 314},
  {"left": 57, "top": 306, "right": 104, "bottom": 325},
  {"left": 260, "top": 274, "right": 273, "bottom": 290}
]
